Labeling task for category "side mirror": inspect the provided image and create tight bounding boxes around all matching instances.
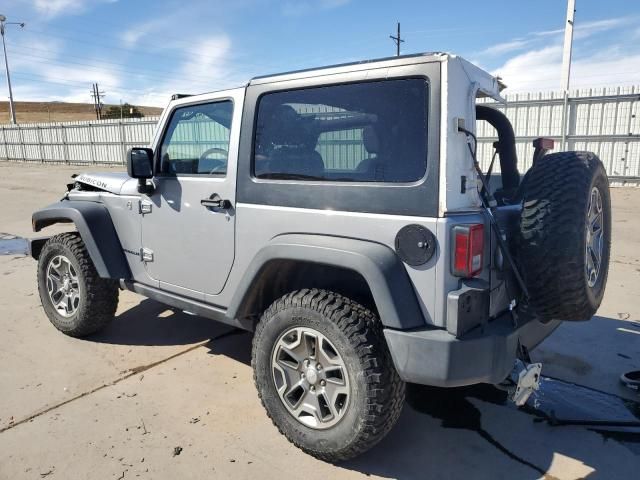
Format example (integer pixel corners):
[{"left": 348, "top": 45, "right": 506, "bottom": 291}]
[
  {"left": 127, "top": 147, "right": 154, "bottom": 178},
  {"left": 126, "top": 147, "right": 154, "bottom": 194}
]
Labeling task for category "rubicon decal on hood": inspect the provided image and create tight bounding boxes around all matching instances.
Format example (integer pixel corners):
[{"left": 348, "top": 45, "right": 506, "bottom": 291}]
[
  {"left": 76, "top": 175, "right": 108, "bottom": 189},
  {"left": 73, "top": 172, "right": 132, "bottom": 195}
]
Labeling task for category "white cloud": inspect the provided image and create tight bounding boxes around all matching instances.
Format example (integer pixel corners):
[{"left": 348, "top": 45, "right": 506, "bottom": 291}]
[
  {"left": 534, "top": 17, "right": 635, "bottom": 40},
  {"left": 33, "top": 0, "right": 85, "bottom": 16},
  {"left": 482, "top": 15, "right": 640, "bottom": 92},
  {"left": 121, "top": 18, "right": 170, "bottom": 47},
  {"left": 573, "top": 17, "right": 635, "bottom": 39},
  {"left": 181, "top": 36, "right": 231, "bottom": 78},
  {"left": 30, "top": 0, "right": 115, "bottom": 17},
  {"left": 479, "top": 39, "right": 531, "bottom": 56},
  {"left": 492, "top": 45, "right": 563, "bottom": 92},
  {"left": 122, "top": 35, "right": 240, "bottom": 107},
  {"left": 492, "top": 44, "right": 640, "bottom": 93}
]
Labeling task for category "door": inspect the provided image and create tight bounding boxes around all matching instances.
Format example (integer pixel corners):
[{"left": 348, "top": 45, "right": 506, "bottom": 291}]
[{"left": 141, "top": 92, "right": 242, "bottom": 300}]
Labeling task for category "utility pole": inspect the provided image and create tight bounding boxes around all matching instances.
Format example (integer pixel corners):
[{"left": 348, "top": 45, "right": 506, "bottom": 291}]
[
  {"left": 389, "top": 22, "right": 404, "bottom": 57},
  {"left": 560, "top": 0, "right": 576, "bottom": 150},
  {"left": 0, "top": 14, "right": 25, "bottom": 125},
  {"left": 90, "top": 83, "right": 105, "bottom": 120}
]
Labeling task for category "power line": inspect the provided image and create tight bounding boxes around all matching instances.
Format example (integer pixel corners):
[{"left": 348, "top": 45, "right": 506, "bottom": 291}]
[
  {"left": 90, "top": 83, "right": 105, "bottom": 120},
  {"left": 8, "top": 72, "right": 157, "bottom": 95},
  {"left": 7, "top": 47, "right": 229, "bottom": 90},
  {"left": 389, "top": 22, "right": 405, "bottom": 57},
  {"left": 19, "top": 27, "right": 269, "bottom": 72}
]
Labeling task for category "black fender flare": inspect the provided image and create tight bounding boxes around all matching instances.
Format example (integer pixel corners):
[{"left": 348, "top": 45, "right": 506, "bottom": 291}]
[
  {"left": 32, "top": 201, "right": 131, "bottom": 280},
  {"left": 227, "top": 234, "right": 426, "bottom": 330}
]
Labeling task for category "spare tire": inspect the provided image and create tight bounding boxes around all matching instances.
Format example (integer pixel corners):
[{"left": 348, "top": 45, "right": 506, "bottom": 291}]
[{"left": 518, "top": 151, "right": 611, "bottom": 321}]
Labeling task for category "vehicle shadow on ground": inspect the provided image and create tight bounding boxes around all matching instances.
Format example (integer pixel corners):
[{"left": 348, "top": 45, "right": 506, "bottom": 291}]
[
  {"left": 201, "top": 324, "right": 640, "bottom": 480},
  {"left": 86, "top": 304, "right": 640, "bottom": 479},
  {"left": 342, "top": 380, "right": 640, "bottom": 479},
  {"left": 205, "top": 328, "right": 253, "bottom": 365},
  {"left": 87, "top": 298, "right": 228, "bottom": 346}
]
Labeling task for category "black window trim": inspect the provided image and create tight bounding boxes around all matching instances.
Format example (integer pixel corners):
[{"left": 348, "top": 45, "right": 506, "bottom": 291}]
[
  {"left": 250, "top": 76, "right": 430, "bottom": 187},
  {"left": 237, "top": 61, "right": 441, "bottom": 218},
  {"left": 154, "top": 97, "right": 235, "bottom": 178}
]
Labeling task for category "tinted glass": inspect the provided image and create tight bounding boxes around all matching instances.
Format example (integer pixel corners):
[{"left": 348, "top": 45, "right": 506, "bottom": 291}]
[
  {"left": 160, "top": 101, "right": 233, "bottom": 175},
  {"left": 253, "top": 79, "right": 428, "bottom": 182}
]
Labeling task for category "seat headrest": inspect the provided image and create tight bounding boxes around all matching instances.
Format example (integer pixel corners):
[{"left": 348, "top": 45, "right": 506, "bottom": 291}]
[{"left": 363, "top": 126, "right": 379, "bottom": 154}]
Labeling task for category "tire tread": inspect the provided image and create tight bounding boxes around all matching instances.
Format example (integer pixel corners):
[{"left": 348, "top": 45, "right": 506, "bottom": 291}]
[
  {"left": 251, "top": 288, "right": 404, "bottom": 462},
  {"left": 38, "top": 232, "right": 118, "bottom": 337},
  {"left": 518, "top": 151, "right": 610, "bottom": 320}
]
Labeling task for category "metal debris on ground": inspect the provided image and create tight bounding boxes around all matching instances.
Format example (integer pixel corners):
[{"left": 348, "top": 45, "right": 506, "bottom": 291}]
[{"left": 620, "top": 370, "right": 640, "bottom": 391}]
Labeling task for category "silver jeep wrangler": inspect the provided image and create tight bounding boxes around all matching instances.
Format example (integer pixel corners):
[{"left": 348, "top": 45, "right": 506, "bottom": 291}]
[{"left": 30, "top": 53, "right": 611, "bottom": 461}]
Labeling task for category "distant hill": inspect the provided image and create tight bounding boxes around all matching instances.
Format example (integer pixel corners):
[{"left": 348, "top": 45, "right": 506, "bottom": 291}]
[{"left": 0, "top": 101, "right": 164, "bottom": 124}]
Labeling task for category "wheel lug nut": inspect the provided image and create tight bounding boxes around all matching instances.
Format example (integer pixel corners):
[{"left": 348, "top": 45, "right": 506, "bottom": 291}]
[
  {"left": 301, "top": 373, "right": 305, "bottom": 378},
  {"left": 310, "top": 386, "right": 315, "bottom": 392},
  {"left": 320, "top": 380, "right": 326, "bottom": 387},
  {"left": 316, "top": 365, "right": 322, "bottom": 371}
]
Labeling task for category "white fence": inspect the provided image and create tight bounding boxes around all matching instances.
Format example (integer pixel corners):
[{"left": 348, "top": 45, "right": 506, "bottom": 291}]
[
  {"left": 1, "top": 85, "right": 639, "bottom": 178},
  {"left": 0, "top": 116, "right": 159, "bottom": 165},
  {"left": 477, "top": 86, "right": 640, "bottom": 178}
]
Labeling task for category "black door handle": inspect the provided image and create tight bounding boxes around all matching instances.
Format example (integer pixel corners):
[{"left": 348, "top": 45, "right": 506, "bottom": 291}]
[{"left": 201, "top": 194, "right": 231, "bottom": 209}]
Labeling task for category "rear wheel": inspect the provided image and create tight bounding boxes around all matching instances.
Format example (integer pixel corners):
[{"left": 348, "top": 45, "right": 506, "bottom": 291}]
[
  {"left": 37, "top": 233, "right": 119, "bottom": 337},
  {"left": 518, "top": 151, "right": 611, "bottom": 321},
  {"left": 251, "top": 289, "right": 405, "bottom": 462}
]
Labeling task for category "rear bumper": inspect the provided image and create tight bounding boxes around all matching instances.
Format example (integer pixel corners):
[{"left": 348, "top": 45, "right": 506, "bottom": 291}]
[{"left": 384, "top": 314, "right": 560, "bottom": 387}]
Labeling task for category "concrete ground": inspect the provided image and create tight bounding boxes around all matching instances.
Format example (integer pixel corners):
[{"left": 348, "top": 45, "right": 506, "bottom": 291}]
[{"left": 0, "top": 162, "right": 638, "bottom": 480}]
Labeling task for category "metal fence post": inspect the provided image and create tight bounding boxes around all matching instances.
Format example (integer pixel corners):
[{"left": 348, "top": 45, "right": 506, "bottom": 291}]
[
  {"left": 0, "top": 125, "right": 7, "bottom": 160},
  {"left": 18, "top": 124, "right": 27, "bottom": 161},
  {"left": 567, "top": 96, "right": 578, "bottom": 151},
  {"left": 561, "top": 91, "right": 569, "bottom": 150},
  {"left": 120, "top": 120, "right": 127, "bottom": 165},
  {"left": 61, "top": 124, "right": 70, "bottom": 165},
  {"left": 597, "top": 91, "right": 606, "bottom": 159},
  {"left": 88, "top": 122, "right": 96, "bottom": 164},
  {"left": 622, "top": 89, "right": 636, "bottom": 177},
  {"left": 37, "top": 126, "right": 45, "bottom": 163}
]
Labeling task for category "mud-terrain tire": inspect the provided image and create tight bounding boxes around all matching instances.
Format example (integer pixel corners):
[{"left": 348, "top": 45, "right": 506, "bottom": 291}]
[
  {"left": 37, "top": 232, "right": 118, "bottom": 337},
  {"left": 518, "top": 151, "right": 611, "bottom": 321},
  {"left": 251, "top": 289, "right": 405, "bottom": 462}
]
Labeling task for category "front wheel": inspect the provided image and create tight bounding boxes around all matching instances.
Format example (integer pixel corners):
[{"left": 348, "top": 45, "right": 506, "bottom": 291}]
[
  {"left": 251, "top": 289, "right": 405, "bottom": 462},
  {"left": 37, "top": 232, "right": 119, "bottom": 337}
]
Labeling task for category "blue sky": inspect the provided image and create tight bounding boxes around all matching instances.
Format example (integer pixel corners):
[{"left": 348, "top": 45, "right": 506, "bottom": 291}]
[{"left": 3, "top": 0, "right": 640, "bottom": 106}]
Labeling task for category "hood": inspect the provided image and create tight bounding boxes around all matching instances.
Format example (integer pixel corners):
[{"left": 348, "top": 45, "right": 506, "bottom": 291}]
[{"left": 74, "top": 172, "right": 132, "bottom": 195}]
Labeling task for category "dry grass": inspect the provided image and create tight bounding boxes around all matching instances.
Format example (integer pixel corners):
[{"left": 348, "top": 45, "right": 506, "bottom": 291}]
[{"left": 0, "top": 101, "right": 163, "bottom": 124}]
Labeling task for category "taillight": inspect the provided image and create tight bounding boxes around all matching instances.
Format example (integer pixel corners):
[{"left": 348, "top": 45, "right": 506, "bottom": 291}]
[{"left": 452, "top": 224, "right": 484, "bottom": 277}]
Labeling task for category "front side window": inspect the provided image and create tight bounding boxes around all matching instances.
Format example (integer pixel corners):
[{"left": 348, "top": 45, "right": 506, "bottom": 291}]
[
  {"left": 253, "top": 79, "right": 428, "bottom": 182},
  {"left": 160, "top": 100, "right": 233, "bottom": 175}
]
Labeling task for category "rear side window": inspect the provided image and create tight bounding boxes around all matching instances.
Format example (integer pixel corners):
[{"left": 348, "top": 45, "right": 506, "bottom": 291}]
[{"left": 253, "top": 79, "right": 428, "bottom": 183}]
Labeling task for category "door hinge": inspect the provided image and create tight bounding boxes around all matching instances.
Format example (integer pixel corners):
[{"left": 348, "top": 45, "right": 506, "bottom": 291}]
[
  {"left": 141, "top": 248, "right": 154, "bottom": 262},
  {"left": 139, "top": 200, "right": 153, "bottom": 215}
]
